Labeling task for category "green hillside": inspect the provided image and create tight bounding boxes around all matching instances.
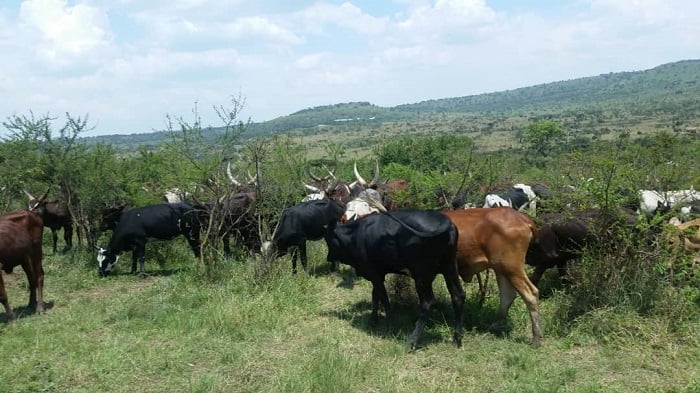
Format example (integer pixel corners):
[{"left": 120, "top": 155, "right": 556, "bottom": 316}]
[{"left": 84, "top": 59, "right": 700, "bottom": 154}]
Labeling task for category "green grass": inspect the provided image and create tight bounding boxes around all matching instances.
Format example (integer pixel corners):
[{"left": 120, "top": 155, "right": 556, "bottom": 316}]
[{"left": 1, "top": 241, "right": 699, "bottom": 393}]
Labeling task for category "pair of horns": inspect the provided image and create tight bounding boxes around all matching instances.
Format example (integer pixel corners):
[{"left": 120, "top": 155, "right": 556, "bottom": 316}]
[
  {"left": 227, "top": 161, "right": 257, "bottom": 187},
  {"left": 354, "top": 160, "right": 380, "bottom": 187}
]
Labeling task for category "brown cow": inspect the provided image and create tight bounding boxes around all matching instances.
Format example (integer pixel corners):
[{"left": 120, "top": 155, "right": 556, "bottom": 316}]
[
  {"left": 0, "top": 210, "right": 45, "bottom": 321},
  {"left": 25, "top": 190, "right": 73, "bottom": 253},
  {"left": 442, "top": 207, "right": 542, "bottom": 347}
]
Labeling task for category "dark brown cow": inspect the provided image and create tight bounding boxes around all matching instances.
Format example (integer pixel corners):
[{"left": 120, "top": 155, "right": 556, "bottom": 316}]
[
  {"left": 99, "top": 204, "right": 130, "bottom": 232},
  {"left": 198, "top": 164, "right": 261, "bottom": 256},
  {"left": 303, "top": 168, "right": 355, "bottom": 205},
  {"left": 0, "top": 210, "right": 45, "bottom": 321},
  {"left": 442, "top": 207, "right": 542, "bottom": 347},
  {"left": 25, "top": 190, "right": 73, "bottom": 253},
  {"left": 526, "top": 208, "right": 637, "bottom": 286}
]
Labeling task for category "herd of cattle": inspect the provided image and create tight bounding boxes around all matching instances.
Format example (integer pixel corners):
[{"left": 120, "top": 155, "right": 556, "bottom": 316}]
[{"left": 2, "top": 162, "right": 699, "bottom": 349}]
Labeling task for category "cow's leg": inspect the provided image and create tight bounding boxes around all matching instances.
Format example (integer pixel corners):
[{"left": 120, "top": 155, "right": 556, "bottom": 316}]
[
  {"left": 51, "top": 229, "right": 59, "bottom": 254},
  {"left": 476, "top": 270, "right": 490, "bottom": 306},
  {"left": 370, "top": 281, "right": 390, "bottom": 326},
  {"left": 186, "top": 231, "right": 201, "bottom": 258},
  {"left": 132, "top": 242, "right": 147, "bottom": 278},
  {"left": 501, "top": 270, "right": 542, "bottom": 347},
  {"left": 0, "top": 274, "right": 16, "bottom": 321},
  {"left": 495, "top": 272, "right": 517, "bottom": 318},
  {"left": 35, "top": 261, "right": 44, "bottom": 314},
  {"left": 21, "top": 254, "right": 44, "bottom": 314},
  {"left": 529, "top": 265, "right": 547, "bottom": 286},
  {"left": 409, "top": 277, "right": 437, "bottom": 351},
  {"left": 291, "top": 247, "right": 299, "bottom": 274},
  {"left": 443, "top": 269, "right": 466, "bottom": 348},
  {"left": 63, "top": 225, "right": 73, "bottom": 252},
  {"left": 556, "top": 262, "right": 571, "bottom": 285},
  {"left": 222, "top": 233, "right": 231, "bottom": 257},
  {"left": 298, "top": 242, "right": 308, "bottom": 273}
]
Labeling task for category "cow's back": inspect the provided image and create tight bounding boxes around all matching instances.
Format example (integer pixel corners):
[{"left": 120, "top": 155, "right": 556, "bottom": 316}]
[
  {"left": 275, "top": 200, "right": 343, "bottom": 242},
  {"left": 110, "top": 203, "right": 195, "bottom": 248},
  {"left": 443, "top": 207, "right": 535, "bottom": 277},
  {"left": 336, "top": 210, "right": 457, "bottom": 277}
]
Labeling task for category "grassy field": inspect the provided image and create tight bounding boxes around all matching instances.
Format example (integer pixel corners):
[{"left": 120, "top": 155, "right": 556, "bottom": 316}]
[{"left": 1, "top": 239, "right": 699, "bottom": 393}]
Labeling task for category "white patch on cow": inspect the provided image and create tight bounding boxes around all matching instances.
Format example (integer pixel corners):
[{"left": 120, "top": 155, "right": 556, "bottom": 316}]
[
  {"left": 97, "top": 247, "right": 119, "bottom": 272},
  {"left": 483, "top": 194, "right": 510, "bottom": 208},
  {"left": 513, "top": 184, "right": 536, "bottom": 201},
  {"left": 342, "top": 189, "right": 385, "bottom": 221},
  {"left": 302, "top": 192, "right": 326, "bottom": 202},
  {"left": 638, "top": 190, "right": 667, "bottom": 216}
]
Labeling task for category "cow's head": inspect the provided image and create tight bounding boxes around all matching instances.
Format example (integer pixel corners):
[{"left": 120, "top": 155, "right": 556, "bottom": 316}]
[
  {"left": 97, "top": 247, "right": 120, "bottom": 277},
  {"left": 341, "top": 188, "right": 387, "bottom": 222},
  {"left": 24, "top": 189, "right": 49, "bottom": 213}
]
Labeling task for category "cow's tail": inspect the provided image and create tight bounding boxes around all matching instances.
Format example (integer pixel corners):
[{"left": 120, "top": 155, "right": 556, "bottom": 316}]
[{"left": 527, "top": 220, "right": 538, "bottom": 245}]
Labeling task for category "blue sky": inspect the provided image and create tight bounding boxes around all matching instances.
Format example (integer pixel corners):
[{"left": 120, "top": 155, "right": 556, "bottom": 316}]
[{"left": 1, "top": 0, "right": 698, "bottom": 136}]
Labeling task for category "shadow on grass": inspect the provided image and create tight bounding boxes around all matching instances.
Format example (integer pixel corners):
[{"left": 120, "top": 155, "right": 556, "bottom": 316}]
[
  {"left": 0, "top": 300, "right": 56, "bottom": 324},
  {"left": 106, "top": 267, "right": 186, "bottom": 279},
  {"left": 321, "top": 294, "right": 516, "bottom": 350}
]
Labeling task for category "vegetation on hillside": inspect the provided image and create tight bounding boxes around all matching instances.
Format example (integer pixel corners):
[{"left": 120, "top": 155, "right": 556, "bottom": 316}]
[
  {"left": 1, "top": 60, "right": 699, "bottom": 392},
  {"left": 81, "top": 59, "right": 700, "bottom": 154}
]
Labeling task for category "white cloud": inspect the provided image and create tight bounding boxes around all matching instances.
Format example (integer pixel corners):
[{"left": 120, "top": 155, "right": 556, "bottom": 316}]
[
  {"left": 225, "top": 16, "right": 303, "bottom": 45},
  {"left": 1, "top": 0, "right": 698, "bottom": 136},
  {"left": 19, "top": 0, "right": 110, "bottom": 59}
]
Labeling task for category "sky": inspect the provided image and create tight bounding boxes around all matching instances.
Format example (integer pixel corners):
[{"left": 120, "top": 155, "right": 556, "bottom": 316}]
[{"left": 1, "top": 0, "right": 698, "bottom": 137}]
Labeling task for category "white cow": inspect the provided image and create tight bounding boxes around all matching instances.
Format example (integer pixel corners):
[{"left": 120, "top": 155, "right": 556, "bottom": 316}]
[{"left": 638, "top": 188, "right": 699, "bottom": 217}]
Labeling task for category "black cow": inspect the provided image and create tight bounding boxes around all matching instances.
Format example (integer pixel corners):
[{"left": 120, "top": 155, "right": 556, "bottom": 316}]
[
  {"left": 526, "top": 208, "right": 637, "bottom": 285},
  {"left": 264, "top": 199, "right": 345, "bottom": 273},
  {"left": 97, "top": 203, "right": 201, "bottom": 278},
  {"left": 324, "top": 210, "right": 465, "bottom": 351},
  {"left": 25, "top": 190, "right": 73, "bottom": 253}
]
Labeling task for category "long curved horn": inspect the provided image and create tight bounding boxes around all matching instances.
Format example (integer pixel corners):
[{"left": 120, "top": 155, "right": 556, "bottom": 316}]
[
  {"left": 23, "top": 189, "right": 36, "bottom": 200},
  {"left": 247, "top": 170, "right": 258, "bottom": 186},
  {"left": 354, "top": 161, "right": 368, "bottom": 187},
  {"left": 304, "top": 183, "right": 321, "bottom": 193},
  {"left": 370, "top": 160, "right": 380, "bottom": 187},
  {"left": 325, "top": 171, "right": 338, "bottom": 193},
  {"left": 37, "top": 188, "right": 50, "bottom": 203},
  {"left": 308, "top": 168, "right": 323, "bottom": 182},
  {"left": 227, "top": 161, "right": 241, "bottom": 187}
]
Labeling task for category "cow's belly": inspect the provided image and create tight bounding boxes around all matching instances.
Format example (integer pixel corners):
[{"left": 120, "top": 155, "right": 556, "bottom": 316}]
[{"left": 456, "top": 254, "right": 489, "bottom": 282}]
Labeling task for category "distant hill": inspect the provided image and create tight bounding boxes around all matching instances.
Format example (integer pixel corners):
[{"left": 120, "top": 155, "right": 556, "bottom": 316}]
[{"left": 83, "top": 59, "right": 700, "bottom": 153}]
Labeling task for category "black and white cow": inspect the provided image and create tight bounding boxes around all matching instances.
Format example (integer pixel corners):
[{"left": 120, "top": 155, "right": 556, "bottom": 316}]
[
  {"left": 263, "top": 199, "right": 345, "bottom": 273},
  {"left": 324, "top": 209, "right": 465, "bottom": 351},
  {"left": 97, "top": 203, "right": 201, "bottom": 277},
  {"left": 483, "top": 183, "right": 549, "bottom": 216}
]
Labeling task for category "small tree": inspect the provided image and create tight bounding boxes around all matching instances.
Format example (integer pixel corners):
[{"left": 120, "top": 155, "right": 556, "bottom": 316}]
[
  {"left": 2, "top": 112, "right": 92, "bottom": 247},
  {"left": 522, "top": 120, "right": 565, "bottom": 168}
]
